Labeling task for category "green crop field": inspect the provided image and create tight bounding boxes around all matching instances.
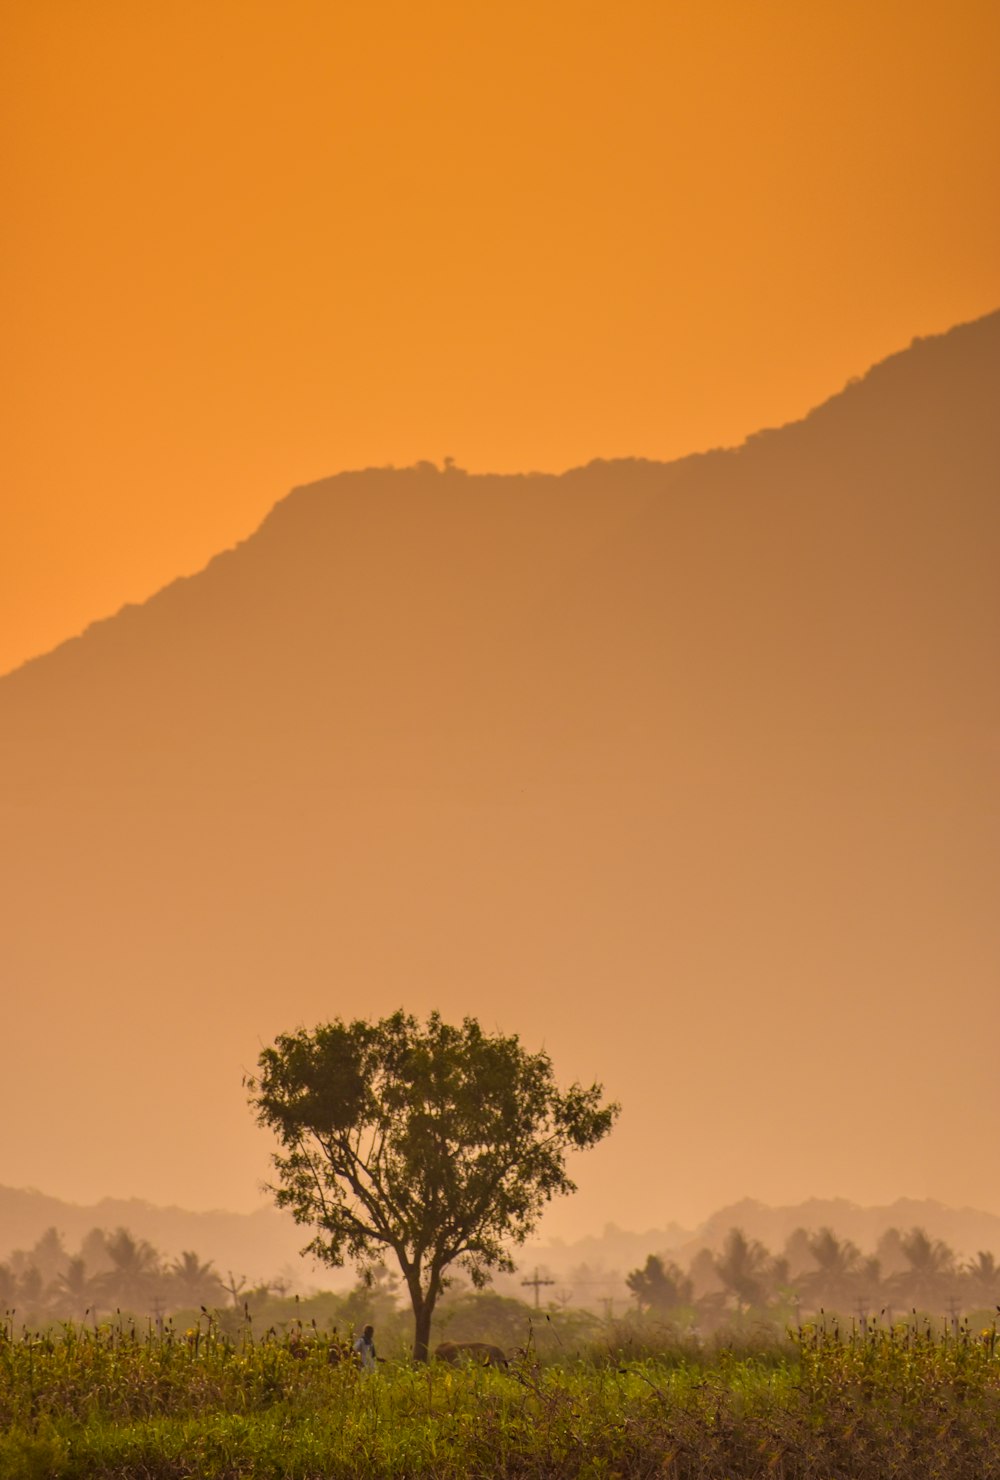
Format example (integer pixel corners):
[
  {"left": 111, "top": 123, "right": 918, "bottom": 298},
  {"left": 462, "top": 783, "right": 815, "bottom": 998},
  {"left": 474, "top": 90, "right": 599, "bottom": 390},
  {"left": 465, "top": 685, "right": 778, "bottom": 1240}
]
[{"left": 2, "top": 1316, "right": 999, "bottom": 1478}]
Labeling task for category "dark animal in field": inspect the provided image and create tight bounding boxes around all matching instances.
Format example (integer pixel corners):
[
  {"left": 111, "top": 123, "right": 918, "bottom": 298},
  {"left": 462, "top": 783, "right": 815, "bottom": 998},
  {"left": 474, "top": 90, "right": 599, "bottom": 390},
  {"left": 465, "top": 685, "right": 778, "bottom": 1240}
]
[
  {"left": 288, "top": 1332, "right": 355, "bottom": 1365},
  {"left": 435, "top": 1340, "right": 508, "bottom": 1368},
  {"left": 326, "top": 1335, "right": 358, "bottom": 1366}
]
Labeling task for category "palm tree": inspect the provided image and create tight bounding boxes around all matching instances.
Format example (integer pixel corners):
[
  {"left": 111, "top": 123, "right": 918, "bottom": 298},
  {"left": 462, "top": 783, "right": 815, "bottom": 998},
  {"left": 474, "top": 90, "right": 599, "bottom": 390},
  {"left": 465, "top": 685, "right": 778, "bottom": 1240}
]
[
  {"left": 29, "top": 1228, "right": 69, "bottom": 1284},
  {"left": 763, "top": 1254, "right": 803, "bottom": 1319},
  {"left": 17, "top": 1265, "right": 46, "bottom": 1322},
  {"left": 169, "top": 1251, "right": 224, "bottom": 1311},
  {"left": 891, "top": 1227, "right": 956, "bottom": 1313},
  {"left": 97, "top": 1228, "right": 163, "bottom": 1314},
  {"left": 714, "top": 1228, "right": 770, "bottom": 1312},
  {"left": 53, "top": 1257, "right": 98, "bottom": 1322},
  {"left": 800, "top": 1228, "right": 861, "bottom": 1314},
  {"left": 857, "top": 1255, "right": 882, "bottom": 1311},
  {"left": 963, "top": 1251, "right": 1000, "bottom": 1313}
]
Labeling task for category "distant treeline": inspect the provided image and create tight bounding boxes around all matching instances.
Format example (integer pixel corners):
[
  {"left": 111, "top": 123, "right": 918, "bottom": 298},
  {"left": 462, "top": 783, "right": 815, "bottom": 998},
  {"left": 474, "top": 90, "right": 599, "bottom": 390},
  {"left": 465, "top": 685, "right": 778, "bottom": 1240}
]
[
  {"left": 624, "top": 1225, "right": 1000, "bottom": 1328},
  {"left": 0, "top": 1226, "right": 596, "bottom": 1355},
  {"left": 5, "top": 1222, "right": 1000, "bottom": 1335},
  {"left": 0, "top": 1226, "right": 300, "bottom": 1326}
]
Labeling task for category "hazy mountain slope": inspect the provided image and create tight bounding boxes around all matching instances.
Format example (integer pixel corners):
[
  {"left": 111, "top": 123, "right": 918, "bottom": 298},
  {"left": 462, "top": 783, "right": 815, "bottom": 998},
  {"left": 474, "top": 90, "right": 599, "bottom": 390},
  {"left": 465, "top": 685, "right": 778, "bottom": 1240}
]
[{"left": 1, "top": 312, "right": 997, "bottom": 1226}]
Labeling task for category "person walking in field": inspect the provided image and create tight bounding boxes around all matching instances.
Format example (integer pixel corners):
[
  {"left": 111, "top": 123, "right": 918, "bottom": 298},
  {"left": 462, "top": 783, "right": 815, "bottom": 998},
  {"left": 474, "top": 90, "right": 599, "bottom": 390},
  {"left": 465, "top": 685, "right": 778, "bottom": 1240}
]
[{"left": 353, "top": 1324, "right": 377, "bottom": 1371}]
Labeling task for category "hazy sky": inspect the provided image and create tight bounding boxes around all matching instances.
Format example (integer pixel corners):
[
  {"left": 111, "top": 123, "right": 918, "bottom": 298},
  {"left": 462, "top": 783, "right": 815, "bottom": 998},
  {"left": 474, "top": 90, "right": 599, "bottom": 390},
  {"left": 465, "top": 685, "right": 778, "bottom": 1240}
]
[
  {"left": 1, "top": 3, "right": 998, "bottom": 1237},
  {"left": 3, "top": 0, "right": 998, "bottom": 677}
]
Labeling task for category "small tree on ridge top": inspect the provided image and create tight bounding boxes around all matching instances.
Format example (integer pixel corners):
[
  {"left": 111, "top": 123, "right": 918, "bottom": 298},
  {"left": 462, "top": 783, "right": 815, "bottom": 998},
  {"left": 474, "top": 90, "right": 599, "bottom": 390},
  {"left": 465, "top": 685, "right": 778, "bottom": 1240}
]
[{"left": 246, "top": 1010, "right": 619, "bottom": 1360}]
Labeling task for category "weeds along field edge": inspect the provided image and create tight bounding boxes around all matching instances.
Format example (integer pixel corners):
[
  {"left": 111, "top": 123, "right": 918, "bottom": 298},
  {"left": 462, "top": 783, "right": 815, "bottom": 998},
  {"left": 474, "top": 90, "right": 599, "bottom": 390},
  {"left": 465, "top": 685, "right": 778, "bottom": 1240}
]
[{"left": 2, "top": 1317, "right": 1000, "bottom": 1477}]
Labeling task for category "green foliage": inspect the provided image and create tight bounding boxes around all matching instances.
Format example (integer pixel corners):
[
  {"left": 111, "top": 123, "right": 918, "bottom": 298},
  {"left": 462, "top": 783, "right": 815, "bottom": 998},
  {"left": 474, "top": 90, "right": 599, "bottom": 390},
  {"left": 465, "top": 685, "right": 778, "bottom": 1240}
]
[
  {"left": 713, "top": 1228, "right": 770, "bottom": 1311},
  {"left": 1, "top": 1317, "right": 1000, "bottom": 1476},
  {"left": 246, "top": 1010, "right": 619, "bottom": 1358},
  {"left": 435, "top": 1288, "right": 603, "bottom": 1358},
  {"left": 625, "top": 1254, "right": 693, "bottom": 1315}
]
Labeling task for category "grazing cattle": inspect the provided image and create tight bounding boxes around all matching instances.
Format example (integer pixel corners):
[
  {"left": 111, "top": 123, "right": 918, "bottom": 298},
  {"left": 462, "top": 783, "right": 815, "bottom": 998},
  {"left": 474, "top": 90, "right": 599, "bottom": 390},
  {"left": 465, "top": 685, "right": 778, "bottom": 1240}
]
[{"left": 434, "top": 1340, "right": 508, "bottom": 1368}]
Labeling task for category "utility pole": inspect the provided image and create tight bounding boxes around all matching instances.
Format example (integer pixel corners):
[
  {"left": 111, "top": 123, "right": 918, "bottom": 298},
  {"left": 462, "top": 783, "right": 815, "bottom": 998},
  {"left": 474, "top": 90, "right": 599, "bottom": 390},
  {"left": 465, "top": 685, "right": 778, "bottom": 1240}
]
[{"left": 521, "top": 1267, "right": 556, "bottom": 1309}]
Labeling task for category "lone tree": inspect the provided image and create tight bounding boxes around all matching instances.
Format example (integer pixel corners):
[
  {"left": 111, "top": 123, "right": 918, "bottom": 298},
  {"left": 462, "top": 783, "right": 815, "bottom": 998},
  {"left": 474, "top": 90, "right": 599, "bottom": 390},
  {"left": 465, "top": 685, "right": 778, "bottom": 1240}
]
[
  {"left": 626, "top": 1254, "right": 693, "bottom": 1316},
  {"left": 246, "top": 1010, "right": 619, "bottom": 1360}
]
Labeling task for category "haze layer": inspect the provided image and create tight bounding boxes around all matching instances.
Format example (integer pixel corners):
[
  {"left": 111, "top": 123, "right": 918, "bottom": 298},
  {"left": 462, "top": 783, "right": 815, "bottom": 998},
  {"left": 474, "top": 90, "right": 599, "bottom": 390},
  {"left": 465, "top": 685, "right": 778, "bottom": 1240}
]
[{"left": 2, "top": 314, "right": 997, "bottom": 1230}]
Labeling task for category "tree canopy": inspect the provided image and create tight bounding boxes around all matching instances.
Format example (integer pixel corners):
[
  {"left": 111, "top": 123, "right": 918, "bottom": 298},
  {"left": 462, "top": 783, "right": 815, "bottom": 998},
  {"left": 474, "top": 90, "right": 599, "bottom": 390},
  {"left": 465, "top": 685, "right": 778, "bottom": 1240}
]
[
  {"left": 625, "top": 1254, "right": 693, "bottom": 1316},
  {"left": 246, "top": 1010, "right": 619, "bottom": 1359}
]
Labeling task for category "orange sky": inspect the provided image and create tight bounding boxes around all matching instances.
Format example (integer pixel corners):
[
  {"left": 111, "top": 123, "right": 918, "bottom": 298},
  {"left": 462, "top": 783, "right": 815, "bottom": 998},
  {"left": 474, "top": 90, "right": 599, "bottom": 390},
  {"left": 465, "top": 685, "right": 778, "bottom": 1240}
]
[{"left": 2, "top": 0, "right": 998, "bottom": 678}]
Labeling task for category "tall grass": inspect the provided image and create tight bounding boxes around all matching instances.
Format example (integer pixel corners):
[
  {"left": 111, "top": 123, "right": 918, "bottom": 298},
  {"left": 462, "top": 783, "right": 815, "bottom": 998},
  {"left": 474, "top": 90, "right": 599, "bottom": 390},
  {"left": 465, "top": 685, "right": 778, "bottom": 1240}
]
[{"left": 1, "top": 1312, "right": 998, "bottom": 1477}]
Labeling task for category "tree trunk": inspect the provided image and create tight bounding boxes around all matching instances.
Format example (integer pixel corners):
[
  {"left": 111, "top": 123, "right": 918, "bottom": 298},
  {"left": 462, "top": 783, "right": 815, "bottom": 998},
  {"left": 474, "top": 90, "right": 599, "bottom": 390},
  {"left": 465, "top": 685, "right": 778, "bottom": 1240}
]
[{"left": 411, "top": 1293, "right": 435, "bottom": 1362}]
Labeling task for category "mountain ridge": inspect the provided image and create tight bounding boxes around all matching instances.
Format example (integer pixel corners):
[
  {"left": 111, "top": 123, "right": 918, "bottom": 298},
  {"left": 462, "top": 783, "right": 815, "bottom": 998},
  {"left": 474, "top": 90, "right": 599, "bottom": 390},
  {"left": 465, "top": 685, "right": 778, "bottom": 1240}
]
[{"left": 5, "top": 308, "right": 996, "bottom": 687}]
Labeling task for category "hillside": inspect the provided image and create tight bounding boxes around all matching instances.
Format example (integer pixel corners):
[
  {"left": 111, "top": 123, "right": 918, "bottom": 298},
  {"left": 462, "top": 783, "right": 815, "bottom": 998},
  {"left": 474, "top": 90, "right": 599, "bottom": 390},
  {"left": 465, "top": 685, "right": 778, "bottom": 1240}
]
[{"left": 1, "top": 311, "right": 998, "bottom": 1227}]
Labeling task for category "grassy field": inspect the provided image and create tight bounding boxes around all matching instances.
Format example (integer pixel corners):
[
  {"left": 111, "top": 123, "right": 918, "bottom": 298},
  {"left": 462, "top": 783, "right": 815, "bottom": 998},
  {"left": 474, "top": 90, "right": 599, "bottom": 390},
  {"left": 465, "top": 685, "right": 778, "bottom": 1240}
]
[{"left": 1, "top": 1315, "right": 999, "bottom": 1478}]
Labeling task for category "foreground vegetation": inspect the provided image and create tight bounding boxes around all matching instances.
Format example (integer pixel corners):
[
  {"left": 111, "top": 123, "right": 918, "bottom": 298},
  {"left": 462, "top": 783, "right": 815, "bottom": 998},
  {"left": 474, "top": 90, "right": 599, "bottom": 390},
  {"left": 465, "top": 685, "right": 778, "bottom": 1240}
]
[{"left": 2, "top": 1314, "right": 999, "bottom": 1478}]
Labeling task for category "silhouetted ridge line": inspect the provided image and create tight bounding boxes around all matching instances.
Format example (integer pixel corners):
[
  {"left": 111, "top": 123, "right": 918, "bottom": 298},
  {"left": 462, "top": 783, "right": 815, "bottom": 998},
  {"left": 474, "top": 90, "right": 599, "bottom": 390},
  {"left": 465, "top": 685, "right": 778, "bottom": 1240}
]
[{"left": 3, "top": 308, "right": 996, "bottom": 686}]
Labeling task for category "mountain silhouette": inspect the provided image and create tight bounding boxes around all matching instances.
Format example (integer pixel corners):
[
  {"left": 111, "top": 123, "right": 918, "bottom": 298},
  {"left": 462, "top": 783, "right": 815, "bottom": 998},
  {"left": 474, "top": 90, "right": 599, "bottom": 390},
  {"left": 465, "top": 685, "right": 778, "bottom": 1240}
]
[{"left": 2, "top": 311, "right": 998, "bottom": 1224}]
